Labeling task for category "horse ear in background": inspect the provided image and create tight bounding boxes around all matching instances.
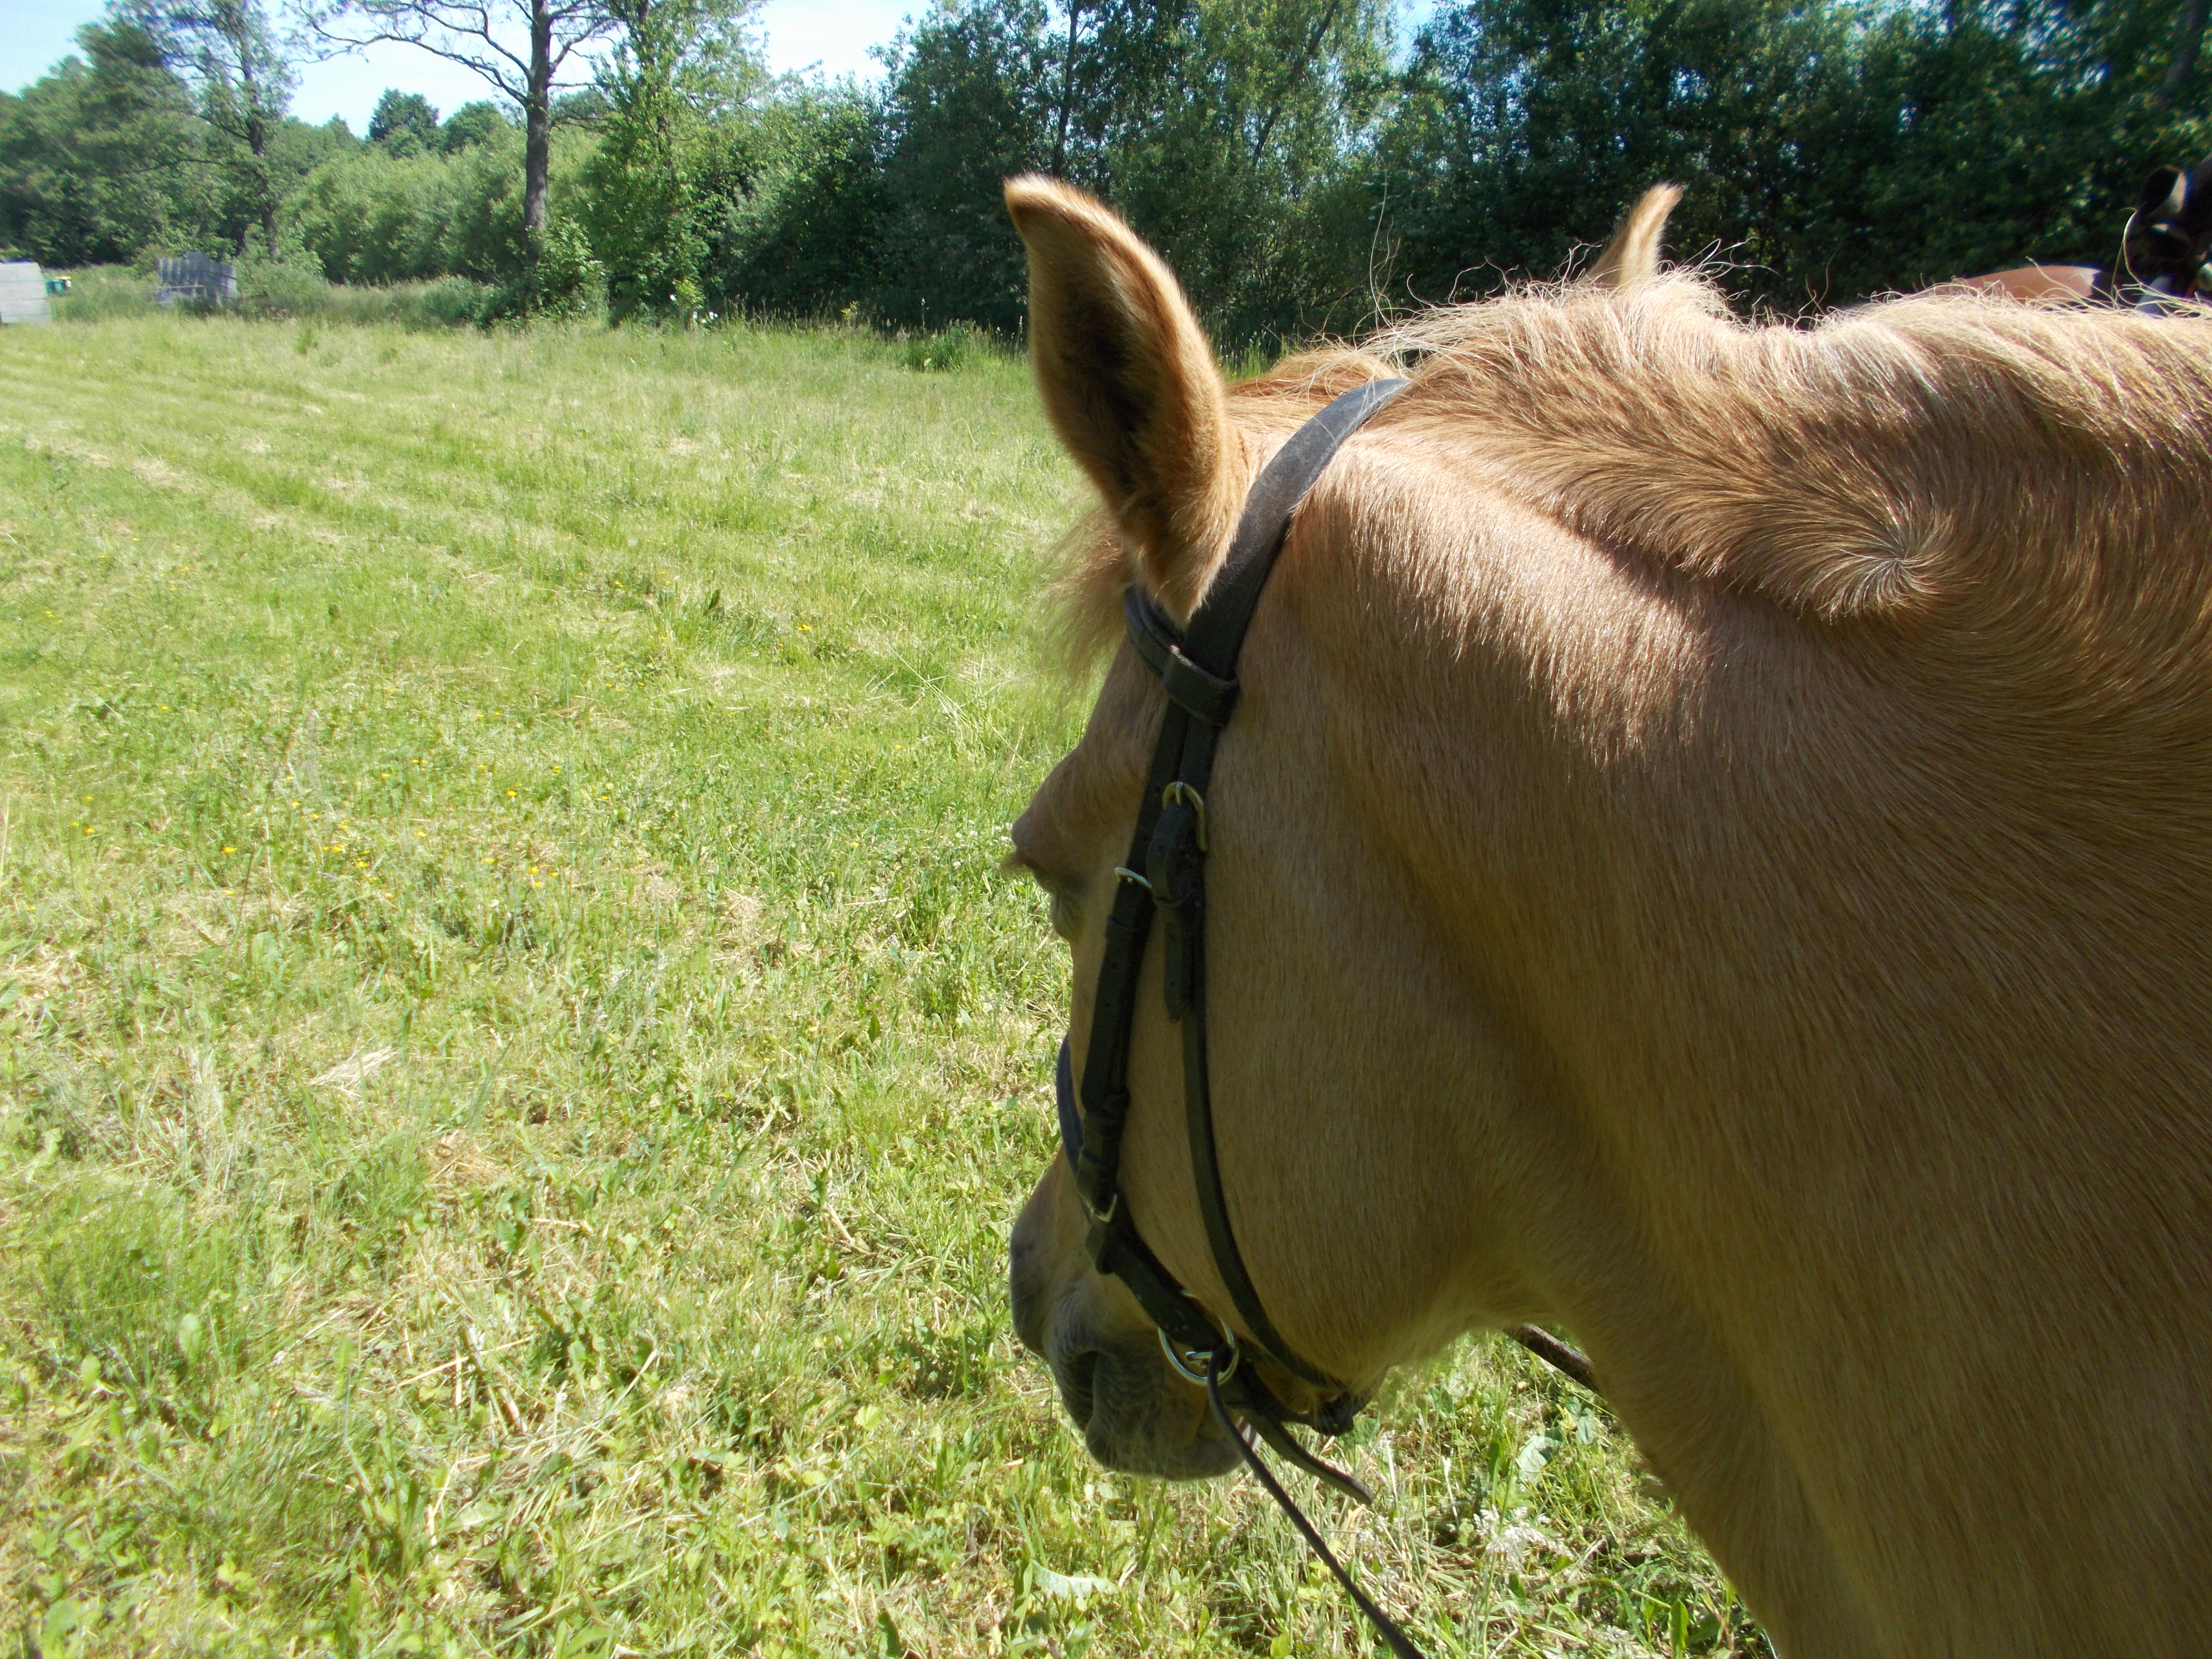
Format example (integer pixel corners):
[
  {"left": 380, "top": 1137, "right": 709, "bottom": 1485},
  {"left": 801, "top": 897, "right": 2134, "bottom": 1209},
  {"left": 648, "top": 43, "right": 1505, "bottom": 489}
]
[
  {"left": 2125, "top": 155, "right": 2212, "bottom": 294},
  {"left": 1003, "top": 174, "right": 1245, "bottom": 621},
  {"left": 1584, "top": 184, "right": 1683, "bottom": 289}
]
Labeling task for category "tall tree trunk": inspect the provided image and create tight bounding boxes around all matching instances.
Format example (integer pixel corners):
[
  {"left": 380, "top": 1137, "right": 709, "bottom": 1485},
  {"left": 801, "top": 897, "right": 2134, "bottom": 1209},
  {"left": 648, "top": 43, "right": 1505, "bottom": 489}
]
[
  {"left": 1051, "top": 1, "right": 1082, "bottom": 178},
  {"left": 1249, "top": 0, "right": 1346, "bottom": 167},
  {"left": 246, "top": 109, "right": 277, "bottom": 257},
  {"left": 523, "top": 0, "right": 555, "bottom": 268}
]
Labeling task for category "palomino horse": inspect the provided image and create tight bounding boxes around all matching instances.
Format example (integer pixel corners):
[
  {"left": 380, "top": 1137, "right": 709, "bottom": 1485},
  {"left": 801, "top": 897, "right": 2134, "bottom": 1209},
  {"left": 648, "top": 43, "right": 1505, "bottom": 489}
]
[{"left": 1003, "top": 178, "right": 2212, "bottom": 1657}]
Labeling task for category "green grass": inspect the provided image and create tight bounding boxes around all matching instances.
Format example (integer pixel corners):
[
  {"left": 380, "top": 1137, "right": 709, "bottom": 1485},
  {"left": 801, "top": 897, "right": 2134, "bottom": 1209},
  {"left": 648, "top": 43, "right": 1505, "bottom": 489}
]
[
  {"left": 49, "top": 265, "right": 496, "bottom": 330},
  {"left": 0, "top": 311, "right": 1751, "bottom": 1658}
]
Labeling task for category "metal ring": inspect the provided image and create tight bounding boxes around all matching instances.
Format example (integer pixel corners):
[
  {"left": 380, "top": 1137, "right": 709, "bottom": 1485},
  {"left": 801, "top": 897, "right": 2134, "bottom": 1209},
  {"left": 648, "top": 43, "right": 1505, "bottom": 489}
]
[
  {"left": 1158, "top": 1323, "right": 1239, "bottom": 1387},
  {"left": 1114, "top": 866, "right": 1152, "bottom": 890}
]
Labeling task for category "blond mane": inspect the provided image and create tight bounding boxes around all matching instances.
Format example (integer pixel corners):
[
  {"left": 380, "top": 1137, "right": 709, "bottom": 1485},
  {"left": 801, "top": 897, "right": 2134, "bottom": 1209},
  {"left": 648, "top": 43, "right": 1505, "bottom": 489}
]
[{"left": 1060, "top": 282, "right": 2212, "bottom": 723}]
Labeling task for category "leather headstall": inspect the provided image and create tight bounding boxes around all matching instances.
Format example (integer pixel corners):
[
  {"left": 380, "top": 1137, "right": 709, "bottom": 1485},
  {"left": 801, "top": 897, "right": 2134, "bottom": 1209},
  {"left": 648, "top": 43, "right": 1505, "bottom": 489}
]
[
  {"left": 1051, "top": 377, "right": 1429, "bottom": 1654},
  {"left": 1046, "top": 377, "right": 1600, "bottom": 1659}
]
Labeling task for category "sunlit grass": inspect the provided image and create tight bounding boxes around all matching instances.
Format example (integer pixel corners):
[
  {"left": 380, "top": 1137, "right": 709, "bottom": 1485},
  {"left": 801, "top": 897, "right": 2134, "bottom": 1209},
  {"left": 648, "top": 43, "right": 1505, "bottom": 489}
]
[{"left": 0, "top": 312, "right": 1750, "bottom": 1657}]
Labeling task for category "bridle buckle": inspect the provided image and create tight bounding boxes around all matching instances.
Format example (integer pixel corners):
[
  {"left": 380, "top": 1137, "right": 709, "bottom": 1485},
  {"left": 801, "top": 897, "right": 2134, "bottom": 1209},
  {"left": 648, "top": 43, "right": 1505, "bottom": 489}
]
[{"left": 1160, "top": 781, "right": 1208, "bottom": 851}]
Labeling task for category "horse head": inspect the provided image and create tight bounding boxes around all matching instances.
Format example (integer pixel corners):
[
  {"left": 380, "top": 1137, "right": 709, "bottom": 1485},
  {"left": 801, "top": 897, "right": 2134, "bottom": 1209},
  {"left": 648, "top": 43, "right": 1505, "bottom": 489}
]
[
  {"left": 1000, "top": 176, "right": 1588, "bottom": 1487},
  {"left": 998, "top": 177, "right": 2212, "bottom": 1656}
]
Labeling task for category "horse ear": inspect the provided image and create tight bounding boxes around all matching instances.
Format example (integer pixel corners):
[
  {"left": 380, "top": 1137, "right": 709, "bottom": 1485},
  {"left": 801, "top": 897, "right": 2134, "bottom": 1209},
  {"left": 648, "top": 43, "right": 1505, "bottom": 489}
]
[
  {"left": 1586, "top": 184, "right": 1683, "bottom": 289},
  {"left": 2139, "top": 164, "right": 2188, "bottom": 224},
  {"left": 2181, "top": 154, "right": 2212, "bottom": 236},
  {"left": 1005, "top": 174, "right": 1241, "bottom": 616}
]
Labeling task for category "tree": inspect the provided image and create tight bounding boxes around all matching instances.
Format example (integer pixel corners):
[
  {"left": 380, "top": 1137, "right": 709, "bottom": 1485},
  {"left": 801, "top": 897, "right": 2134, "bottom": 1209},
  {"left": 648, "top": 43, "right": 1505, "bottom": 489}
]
[
  {"left": 697, "top": 84, "right": 888, "bottom": 318},
  {"left": 872, "top": 0, "right": 1389, "bottom": 339},
  {"left": 367, "top": 87, "right": 440, "bottom": 150},
  {"left": 580, "top": 0, "right": 757, "bottom": 318},
  {"left": 0, "top": 18, "right": 216, "bottom": 264},
  {"left": 439, "top": 99, "right": 509, "bottom": 150},
  {"left": 1367, "top": 0, "right": 2212, "bottom": 312},
  {"left": 1106, "top": 0, "right": 1394, "bottom": 341},
  {"left": 307, "top": 0, "right": 619, "bottom": 269},
  {"left": 121, "top": 0, "right": 296, "bottom": 255},
  {"left": 875, "top": 0, "right": 1053, "bottom": 330}
]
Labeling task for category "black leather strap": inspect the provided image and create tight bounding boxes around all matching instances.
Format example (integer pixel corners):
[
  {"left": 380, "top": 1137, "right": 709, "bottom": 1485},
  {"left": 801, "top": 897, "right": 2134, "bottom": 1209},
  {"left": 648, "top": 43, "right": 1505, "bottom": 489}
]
[
  {"left": 1061, "top": 378, "right": 1411, "bottom": 1417},
  {"left": 1125, "top": 589, "right": 1238, "bottom": 727},
  {"left": 1181, "top": 376, "right": 1411, "bottom": 679},
  {"left": 1139, "top": 380, "right": 1410, "bottom": 1393},
  {"left": 1048, "top": 373, "right": 1605, "bottom": 1659},
  {"left": 1051, "top": 384, "right": 1401, "bottom": 1424}
]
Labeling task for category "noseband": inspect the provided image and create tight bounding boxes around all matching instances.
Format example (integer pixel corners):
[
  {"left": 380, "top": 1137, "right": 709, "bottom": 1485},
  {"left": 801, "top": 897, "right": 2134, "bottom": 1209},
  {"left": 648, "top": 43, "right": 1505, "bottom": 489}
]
[{"left": 1047, "top": 378, "right": 1595, "bottom": 1658}]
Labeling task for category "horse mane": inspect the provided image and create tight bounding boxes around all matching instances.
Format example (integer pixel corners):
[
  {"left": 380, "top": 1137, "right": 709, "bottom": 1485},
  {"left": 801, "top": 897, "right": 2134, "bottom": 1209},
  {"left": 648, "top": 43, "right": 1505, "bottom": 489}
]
[{"left": 1056, "top": 278, "right": 2212, "bottom": 717}]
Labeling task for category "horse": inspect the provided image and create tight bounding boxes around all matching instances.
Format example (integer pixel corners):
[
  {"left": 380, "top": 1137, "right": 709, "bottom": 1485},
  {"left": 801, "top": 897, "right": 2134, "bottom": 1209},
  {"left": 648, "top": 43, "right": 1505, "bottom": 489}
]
[
  {"left": 1953, "top": 153, "right": 2212, "bottom": 308},
  {"left": 1001, "top": 178, "right": 2212, "bottom": 1657}
]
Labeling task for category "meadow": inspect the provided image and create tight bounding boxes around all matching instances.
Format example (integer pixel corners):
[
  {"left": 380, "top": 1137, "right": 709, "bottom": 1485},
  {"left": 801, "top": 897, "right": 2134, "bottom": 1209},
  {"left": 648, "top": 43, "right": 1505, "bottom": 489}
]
[{"left": 0, "top": 307, "right": 1755, "bottom": 1658}]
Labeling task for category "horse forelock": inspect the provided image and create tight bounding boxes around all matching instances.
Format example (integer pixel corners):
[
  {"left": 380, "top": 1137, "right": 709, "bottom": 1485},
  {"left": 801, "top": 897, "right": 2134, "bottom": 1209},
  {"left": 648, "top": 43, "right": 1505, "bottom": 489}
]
[{"left": 1051, "top": 276, "right": 2212, "bottom": 722}]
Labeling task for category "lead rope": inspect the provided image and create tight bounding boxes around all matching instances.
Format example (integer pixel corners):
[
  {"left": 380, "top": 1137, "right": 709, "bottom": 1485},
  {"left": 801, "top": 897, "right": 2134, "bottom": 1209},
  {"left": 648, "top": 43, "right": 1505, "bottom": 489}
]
[
  {"left": 1206, "top": 1350, "right": 1428, "bottom": 1659},
  {"left": 1201, "top": 1329, "right": 1599, "bottom": 1659}
]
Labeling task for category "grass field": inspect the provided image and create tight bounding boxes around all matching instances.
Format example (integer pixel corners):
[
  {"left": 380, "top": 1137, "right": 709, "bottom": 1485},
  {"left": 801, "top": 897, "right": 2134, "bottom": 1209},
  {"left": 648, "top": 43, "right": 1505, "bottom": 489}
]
[{"left": 0, "top": 311, "right": 1755, "bottom": 1658}]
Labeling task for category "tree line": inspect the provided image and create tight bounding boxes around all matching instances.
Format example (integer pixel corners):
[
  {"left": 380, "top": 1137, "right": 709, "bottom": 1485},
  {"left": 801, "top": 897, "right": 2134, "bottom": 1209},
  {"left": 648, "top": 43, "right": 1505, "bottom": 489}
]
[{"left": 3, "top": 0, "right": 2209, "bottom": 341}]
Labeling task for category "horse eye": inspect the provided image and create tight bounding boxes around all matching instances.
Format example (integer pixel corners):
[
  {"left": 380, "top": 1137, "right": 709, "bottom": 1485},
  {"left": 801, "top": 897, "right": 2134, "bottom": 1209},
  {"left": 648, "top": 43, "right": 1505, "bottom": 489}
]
[{"left": 1048, "top": 888, "right": 1082, "bottom": 940}]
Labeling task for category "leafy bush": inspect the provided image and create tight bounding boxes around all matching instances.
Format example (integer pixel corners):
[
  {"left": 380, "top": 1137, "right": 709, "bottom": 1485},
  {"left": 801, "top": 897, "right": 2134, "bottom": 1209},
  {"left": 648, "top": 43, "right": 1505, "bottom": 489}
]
[
  {"left": 899, "top": 323, "right": 986, "bottom": 371},
  {"left": 699, "top": 88, "right": 888, "bottom": 322},
  {"left": 407, "top": 274, "right": 498, "bottom": 326},
  {"left": 18, "top": 0, "right": 2212, "bottom": 343},
  {"left": 292, "top": 276, "right": 499, "bottom": 328},
  {"left": 233, "top": 247, "right": 333, "bottom": 314},
  {"left": 290, "top": 126, "right": 598, "bottom": 288},
  {"left": 479, "top": 216, "right": 605, "bottom": 323}
]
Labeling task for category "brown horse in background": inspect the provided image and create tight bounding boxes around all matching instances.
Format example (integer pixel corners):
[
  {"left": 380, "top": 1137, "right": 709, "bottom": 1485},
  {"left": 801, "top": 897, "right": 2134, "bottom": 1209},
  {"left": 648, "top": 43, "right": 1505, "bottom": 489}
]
[
  {"left": 1954, "top": 153, "right": 2212, "bottom": 307},
  {"left": 1003, "top": 180, "right": 2212, "bottom": 1657}
]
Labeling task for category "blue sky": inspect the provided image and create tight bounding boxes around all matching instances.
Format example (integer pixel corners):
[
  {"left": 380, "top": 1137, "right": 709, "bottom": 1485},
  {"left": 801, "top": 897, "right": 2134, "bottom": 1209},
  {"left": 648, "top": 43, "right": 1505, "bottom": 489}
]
[{"left": 0, "top": 0, "right": 920, "bottom": 130}]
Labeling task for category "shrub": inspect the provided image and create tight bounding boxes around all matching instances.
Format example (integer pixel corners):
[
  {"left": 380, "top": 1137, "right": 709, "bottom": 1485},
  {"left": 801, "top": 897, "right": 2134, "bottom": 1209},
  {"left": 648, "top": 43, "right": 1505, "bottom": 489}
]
[
  {"left": 899, "top": 323, "right": 986, "bottom": 372},
  {"left": 479, "top": 216, "right": 605, "bottom": 324},
  {"left": 50, "top": 264, "right": 156, "bottom": 322},
  {"left": 699, "top": 89, "right": 888, "bottom": 322},
  {"left": 290, "top": 127, "right": 599, "bottom": 288},
  {"left": 233, "top": 247, "right": 333, "bottom": 315}
]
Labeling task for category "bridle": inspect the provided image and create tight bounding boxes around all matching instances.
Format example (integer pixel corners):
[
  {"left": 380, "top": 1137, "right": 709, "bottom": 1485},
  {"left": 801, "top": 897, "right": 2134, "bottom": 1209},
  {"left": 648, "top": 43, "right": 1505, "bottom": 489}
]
[{"left": 1048, "top": 378, "right": 1596, "bottom": 1658}]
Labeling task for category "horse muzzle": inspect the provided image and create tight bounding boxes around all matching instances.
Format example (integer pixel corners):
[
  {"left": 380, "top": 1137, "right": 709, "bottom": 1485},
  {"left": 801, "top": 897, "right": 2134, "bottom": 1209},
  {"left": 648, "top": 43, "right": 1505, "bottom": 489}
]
[{"left": 1010, "top": 1165, "right": 1241, "bottom": 1480}]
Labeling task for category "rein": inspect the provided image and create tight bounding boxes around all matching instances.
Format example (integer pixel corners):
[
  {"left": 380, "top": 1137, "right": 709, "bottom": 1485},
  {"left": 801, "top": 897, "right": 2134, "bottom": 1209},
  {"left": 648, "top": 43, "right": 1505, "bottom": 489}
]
[{"left": 1050, "top": 378, "right": 1596, "bottom": 1658}]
